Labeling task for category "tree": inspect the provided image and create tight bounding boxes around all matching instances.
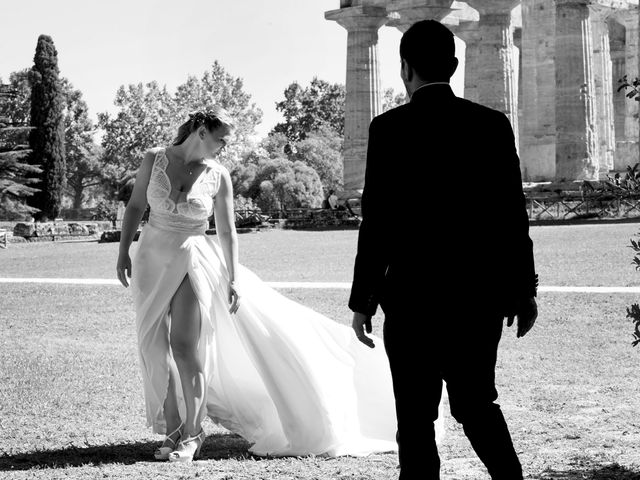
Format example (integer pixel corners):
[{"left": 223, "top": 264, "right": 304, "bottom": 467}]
[
  {"left": 616, "top": 76, "right": 640, "bottom": 346},
  {"left": 286, "top": 161, "right": 324, "bottom": 208},
  {"left": 272, "top": 79, "right": 406, "bottom": 145},
  {"left": 99, "top": 61, "right": 263, "bottom": 197},
  {"left": 0, "top": 164, "right": 41, "bottom": 219},
  {"left": 233, "top": 155, "right": 323, "bottom": 211},
  {"left": 60, "top": 78, "right": 104, "bottom": 208},
  {"left": 243, "top": 127, "right": 343, "bottom": 193},
  {"left": 293, "top": 125, "right": 343, "bottom": 191},
  {"left": 231, "top": 162, "right": 258, "bottom": 200},
  {"left": 98, "top": 81, "right": 176, "bottom": 183},
  {"left": 260, "top": 132, "right": 291, "bottom": 160},
  {"left": 0, "top": 69, "right": 31, "bottom": 124},
  {"left": 612, "top": 163, "right": 640, "bottom": 346},
  {"left": 272, "top": 78, "right": 345, "bottom": 142},
  {"left": 2, "top": 71, "right": 105, "bottom": 210},
  {"left": 0, "top": 73, "right": 39, "bottom": 219},
  {"left": 232, "top": 146, "right": 274, "bottom": 205},
  {"left": 383, "top": 87, "right": 408, "bottom": 112},
  {"left": 173, "top": 61, "right": 263, "bottom": 169},
  {"left": 28, "top": 34, "right": 66, "bottom": 219},
  {"left": 0, "top": 135, "right": 41, "bottom": 219}
]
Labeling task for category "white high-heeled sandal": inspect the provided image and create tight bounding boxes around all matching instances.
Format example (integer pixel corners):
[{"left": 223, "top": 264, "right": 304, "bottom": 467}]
[
  {"left": 154, "top": 422, "right": 184, "bottom": 460},
  {"left": 168, "top": 428, "right": 205, "bottom": 463}
]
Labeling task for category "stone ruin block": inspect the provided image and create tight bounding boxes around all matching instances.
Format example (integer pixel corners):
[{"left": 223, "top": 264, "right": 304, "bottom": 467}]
[
  {"left": 67, "top": 222, "right": 89, "bottom": 235},
  {"left": 13, "top": 222, "right": 35, "bottom": 237},
  {"left": 32, "top": 222, "right": 69, "bottom": 236},
  {"left": 84, "top": 223, "right": 99, "bottom": 235}
]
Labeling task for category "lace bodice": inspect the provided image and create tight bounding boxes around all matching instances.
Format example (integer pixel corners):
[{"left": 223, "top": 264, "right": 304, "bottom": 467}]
[{"left": 146, "top": 147, "right": 222, "bottom": 233}]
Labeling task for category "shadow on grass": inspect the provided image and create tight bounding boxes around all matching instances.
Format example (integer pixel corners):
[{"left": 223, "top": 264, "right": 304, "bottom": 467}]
[
  {"left": 541, "top": 463, "right": 640, "bottom": 480},
  {"left": 0, "top": 433, "right": 253, "bottom": 471}
]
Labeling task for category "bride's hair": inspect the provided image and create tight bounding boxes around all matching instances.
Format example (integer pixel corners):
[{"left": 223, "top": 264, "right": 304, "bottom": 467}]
[{"left": 173, "top": 106, "right": 235, "bottom": 145}]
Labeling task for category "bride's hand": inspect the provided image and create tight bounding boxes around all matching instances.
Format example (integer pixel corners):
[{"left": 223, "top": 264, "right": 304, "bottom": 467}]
[
  {"left": 116, "top": 252, "right": 132, "bottom": 288},
  {"left": 228, "top": 281, "right": 240, "bottom": 314}
]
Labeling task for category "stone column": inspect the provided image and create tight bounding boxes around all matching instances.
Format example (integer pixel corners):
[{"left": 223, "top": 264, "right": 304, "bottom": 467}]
[
  {"left": 616, "top": 9, "right": 639, "bottom": 170},
  {"left": 521, "top": 0, "right": 557, "bottom": 181},
  {"left": 555, "top": 0, "right": 599, "bottom": 181},
  {"left": 326, "top": 6, "right": 388, "bottom": 193},
  {"left": 514, "top": 26, "right": 523, "bottom": 145},
  {"left": 452, "top": 21, "right": 481, "bottom": 103},
  {"left": 386, "top": 0, "right": 456, "bottom": 33},
  {"left": 466, "top": 0, "right": 520, "bottom": 147},
  {"left": 609, "top": 17, "right": 627, "bottom": 170},
  {"left": 591, "top": 6, "right": 615, "bottom": 177}
]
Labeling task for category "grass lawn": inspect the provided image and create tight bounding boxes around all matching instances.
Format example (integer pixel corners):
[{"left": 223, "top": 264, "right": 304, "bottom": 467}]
[
  {"left": 1, "top": 224, "right": 640, "bottom": 479},
  {"left": 2, "top": 223, "right": 640, "bottom": 285}
]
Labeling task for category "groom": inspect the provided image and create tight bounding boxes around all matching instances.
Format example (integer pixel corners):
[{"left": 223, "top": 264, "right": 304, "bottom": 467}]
[{"left": 349, "top": 20, "right": 538, "bottom": 480}]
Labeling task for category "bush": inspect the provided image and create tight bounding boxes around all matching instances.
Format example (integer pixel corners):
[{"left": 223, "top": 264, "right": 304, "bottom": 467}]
[
  {"left": 232, "top": 157, "right": 323, "bottom": 212},
  {"left": 92, "top": 199, "right": 118, "bottom": 223}
]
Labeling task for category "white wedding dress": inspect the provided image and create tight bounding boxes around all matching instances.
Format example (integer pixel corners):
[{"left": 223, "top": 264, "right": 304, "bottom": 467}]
[{"left": 130, "top": 147, "right": 445, "bottom": 457}]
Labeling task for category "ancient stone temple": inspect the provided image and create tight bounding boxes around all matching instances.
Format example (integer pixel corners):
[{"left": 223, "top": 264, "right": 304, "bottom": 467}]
[{"left": 326, "top": 0, "right": 640, "bottom": 192}]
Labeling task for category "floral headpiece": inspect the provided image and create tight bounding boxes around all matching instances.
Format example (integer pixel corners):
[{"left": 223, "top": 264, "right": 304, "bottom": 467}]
[
  {"left": 186, "top": 106, "right": 235, "bottom": 131},
  {"left": 188, "top": 110, "right": 213, "bottom": 125}
]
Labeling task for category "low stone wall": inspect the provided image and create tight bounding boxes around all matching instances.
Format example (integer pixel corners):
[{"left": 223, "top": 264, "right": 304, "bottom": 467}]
[
  {"left": 282, "top": 209, "right": 361, "bottom": 230},
  {"left": 10, "top": 221, "right": 113, "bottom": 240}
]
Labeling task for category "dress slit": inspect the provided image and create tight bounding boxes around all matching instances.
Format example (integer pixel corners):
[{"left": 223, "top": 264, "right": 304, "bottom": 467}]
[
  {"left": 169, "top": 272, "right": 205, "bottom": 345},
  {"left": 163, "top": 268, "right": 212, "bottom": 426},
  {"left": 133, "top": 146, "right": 406, "bottom": 455}
]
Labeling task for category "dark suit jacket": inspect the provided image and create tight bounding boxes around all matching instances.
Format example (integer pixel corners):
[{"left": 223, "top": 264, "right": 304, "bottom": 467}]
[{"left": 349, "top": 84, "right": 537, "bottom": 319}]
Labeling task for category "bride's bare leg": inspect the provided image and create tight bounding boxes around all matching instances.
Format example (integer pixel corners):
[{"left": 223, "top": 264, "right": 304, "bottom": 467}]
[
  {"left": 169, "top": 274, "right": 205, "bottom": 437},
  {"left": 163, "top": 369, "right": 182, "bottom": 433}
]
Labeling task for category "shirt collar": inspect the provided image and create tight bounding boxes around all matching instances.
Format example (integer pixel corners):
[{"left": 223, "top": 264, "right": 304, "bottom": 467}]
[
  {"left": 409, "top": 82, "right": 455, "bottom": 103},
  {"left": 410, "top": 82, "right": 451, "bottom": 98}
]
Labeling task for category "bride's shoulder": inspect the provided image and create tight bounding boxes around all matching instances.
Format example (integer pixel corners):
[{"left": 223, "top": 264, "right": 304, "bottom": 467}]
[
  {"left": 141, "top": 146, "right": 168, "bottom": 168},
  {"left": 147, "top": 146, "right": 166, "bottom": 157},
  {"left": 203, "top": 159, "right": 229, "bottom": 175},
  {"left": 203, "top": 160, "right": 231, "bottom": 193}
]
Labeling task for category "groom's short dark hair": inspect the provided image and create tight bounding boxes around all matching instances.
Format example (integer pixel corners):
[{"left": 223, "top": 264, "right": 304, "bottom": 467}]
[{"left": 400, "top": 20, "right": 456, "bottom": 81}]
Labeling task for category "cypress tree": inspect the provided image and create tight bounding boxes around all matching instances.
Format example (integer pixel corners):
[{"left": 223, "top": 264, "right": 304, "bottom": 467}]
[{"left": 28, "top": 34, "right": 66, "bottom": 220}]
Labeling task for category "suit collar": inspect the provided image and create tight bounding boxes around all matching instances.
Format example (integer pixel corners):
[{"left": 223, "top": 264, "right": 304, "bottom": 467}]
[{"left": 410, "top": 83, "right": 455, "bottom": 103}]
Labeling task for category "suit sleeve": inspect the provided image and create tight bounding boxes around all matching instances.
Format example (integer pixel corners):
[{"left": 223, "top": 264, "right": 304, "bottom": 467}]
[
  {"left": 498, "top": 113, "right": 538, "bottom": 299},
  {"left": 349, "top": 117, "right": 389, "bottom": 316}
]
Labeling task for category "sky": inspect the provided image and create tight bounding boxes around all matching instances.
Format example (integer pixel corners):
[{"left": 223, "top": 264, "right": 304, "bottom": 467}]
[{"left": 0, "top": 0, "right": 464, "bottom": 139}]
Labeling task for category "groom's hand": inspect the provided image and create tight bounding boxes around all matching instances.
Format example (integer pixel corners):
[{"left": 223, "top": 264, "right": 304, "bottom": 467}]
[
  {"left": 507, "top": 297, "right": 538, "bottom": 338},
  {"left": 352, "top": 312, "right": 375, "bottom": 348}
]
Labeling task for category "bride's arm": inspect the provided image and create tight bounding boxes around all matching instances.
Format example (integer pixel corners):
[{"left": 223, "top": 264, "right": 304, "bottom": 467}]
[
  {"left": 213, "top": 168, "right": 240, "bottom": 310},
  {"left": 116, "top": 151, "right": 153, "bottom": 287}
]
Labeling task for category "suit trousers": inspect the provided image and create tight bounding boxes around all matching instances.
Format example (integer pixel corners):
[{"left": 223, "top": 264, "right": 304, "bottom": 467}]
[{"left": 383, "top": 310, "right": 523, "bottom": 480}]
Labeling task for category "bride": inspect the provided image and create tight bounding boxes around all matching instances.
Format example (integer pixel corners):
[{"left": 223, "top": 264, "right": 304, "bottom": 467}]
[{"left": 116, "top": 106, "right": 444, "bottom": 463}]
